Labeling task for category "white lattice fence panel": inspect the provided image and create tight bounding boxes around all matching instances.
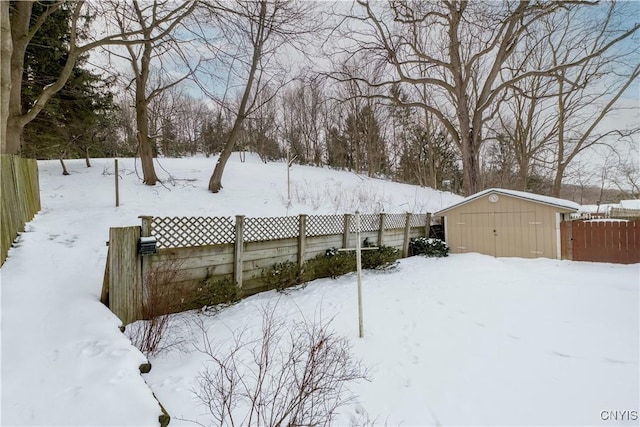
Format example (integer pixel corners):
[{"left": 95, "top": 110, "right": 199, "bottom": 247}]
[
  {"left": 349, "top": 214, "right": 380, "bottom": 232},
  {"left": 151, "top": 216, "right": 235, "bottom": 248},
  {"left": 245, "top": 216, "right": 299, "bottom": 242},
  {"left": 410, "top": 213, "right": 427, "bottom": 227},
  {"left": 386, "top": 213, "right": 407, "bottom": 229},
  {"left": 307, "top": 215, "right": 343, "bottom": 237}
]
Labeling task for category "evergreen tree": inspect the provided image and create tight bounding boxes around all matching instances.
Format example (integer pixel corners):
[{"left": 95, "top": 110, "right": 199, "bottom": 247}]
[{"left": 20, "top": 1, "right": 116, "bottom": 163}]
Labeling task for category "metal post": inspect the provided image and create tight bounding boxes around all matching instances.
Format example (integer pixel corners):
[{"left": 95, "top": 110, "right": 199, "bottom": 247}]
[
  {"left": 355, "top": 211, "right": 364, "bottom": 338},
  {"left": 115, "top": 159, "right": 120, "bottom": 207},
  {"left": 287, "top": 151, "right": 290, "bottom": 202},
  {"left": 234, "top": 215, "right": 245, "bottom": 289},
  {"left": 286, "top": 151, "right": 297, "bottom": 204}
]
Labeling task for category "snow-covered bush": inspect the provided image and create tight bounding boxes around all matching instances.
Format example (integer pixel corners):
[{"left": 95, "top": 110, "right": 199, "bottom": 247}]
[
  {"left": 261, "top": 260, "right": 307, "bottom": 292},
  {"left": 409, "top": 237, "right": 449, "bottom": 257},
  {"left": 361, "top": 239, "right": 400, "bottom": 271},
  {"left": 192, "top": 276, "right": 242, "bottom": 312},
  {"left": 307, "top": 241, "right": 402, "bottom": 280},
  {"left": 307, "top": 248, "right": 356, "bottom": 279}
]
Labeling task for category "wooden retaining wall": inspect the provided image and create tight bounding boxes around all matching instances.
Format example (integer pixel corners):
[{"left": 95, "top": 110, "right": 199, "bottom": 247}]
[
  {"left": 560, "top": 220, "right": 640, "bottom": 264},
  {"left": 1, "top": 155, "right": 41, "bottom": 266},
  {"left": 103, "top": 212, "right": 432, "bottom": 324}
]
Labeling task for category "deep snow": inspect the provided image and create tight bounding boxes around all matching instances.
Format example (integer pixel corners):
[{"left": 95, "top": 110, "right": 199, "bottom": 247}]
[{"left": 1, "top": 155, "right": 638, "bottom": 426}]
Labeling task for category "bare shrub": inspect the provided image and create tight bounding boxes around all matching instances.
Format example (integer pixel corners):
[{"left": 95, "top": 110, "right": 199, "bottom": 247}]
[
  {"left": 126, "top": 260, "right": 188, "bottom": 357},
  {"left": 281, "top": 180, "right": 392, "bottom": 214},
  {"left": 193, "top": 306, "right": 369, "bottom": 426}
]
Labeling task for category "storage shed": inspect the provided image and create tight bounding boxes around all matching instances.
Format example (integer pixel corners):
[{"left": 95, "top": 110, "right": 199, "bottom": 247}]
[{"left": 434, "top": 189, "right": 580, "bottom": 259}]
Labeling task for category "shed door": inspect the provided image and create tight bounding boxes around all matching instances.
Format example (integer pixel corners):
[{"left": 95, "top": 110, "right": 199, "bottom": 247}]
[{"left": 459, "top": 212, "right": 538, "bottom": 258}]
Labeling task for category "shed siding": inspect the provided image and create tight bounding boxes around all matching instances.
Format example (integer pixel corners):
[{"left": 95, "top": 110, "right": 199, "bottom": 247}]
[{"left": 444, "top": 193, "right": 571, "bottom": 259}]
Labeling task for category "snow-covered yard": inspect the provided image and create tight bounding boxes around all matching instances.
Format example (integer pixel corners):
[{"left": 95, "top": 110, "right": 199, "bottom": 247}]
[
  {"left": 1, "top": 156, "right": 638, "bottom": 426},
  {"left": 146, "top": 254, "right": 639, "bottom": 426}
]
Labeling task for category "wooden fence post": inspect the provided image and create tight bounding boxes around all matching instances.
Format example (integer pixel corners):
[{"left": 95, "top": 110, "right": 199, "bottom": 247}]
[
  {"left": 424, "top": 213, "right": 432, "bottom": 238},
  {"left": 561, "top": 220, "right": 573, "bottom": 261},
  {"left": 234, "top": 215, "right": 245, "bottom": 289},
  {"left": 402, "top": 212, "right": 412, "bottom": 257},
  {"left": 139, "top": 216, "right": 153, "bottom": 238},
  {"left": 298, "top": 214, "right": 307, "bottom": 267},
  {"left": 108, "top": 226, "right": 143, "bottom": 325},
  {"left": 138, "top": 216, "right": 153, "bottom": 299},
  {"left": 378, "top": 213, "right": 386, "bottom": 246},
  {"left": 343, "top": 214, "right": 352, "bottom": 249}
]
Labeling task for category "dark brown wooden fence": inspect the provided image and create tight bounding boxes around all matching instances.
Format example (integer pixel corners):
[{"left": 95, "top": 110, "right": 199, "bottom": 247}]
[{"left": 561, "top": 220, "right": 640, "bottom": 264}]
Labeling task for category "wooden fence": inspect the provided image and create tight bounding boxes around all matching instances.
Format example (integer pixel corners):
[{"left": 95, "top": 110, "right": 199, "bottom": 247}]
[
  {"left": 1, "top": 155, "right": 41, "bottom": 266},
  {"left": 102, "top": 212, "right": 431, "bottom": 325},
  {"left": 610, "top": 208, "right": 640, "bottom": 220},
  {"left": 560, "top": 220, "right": 640, "bottom": 264}
]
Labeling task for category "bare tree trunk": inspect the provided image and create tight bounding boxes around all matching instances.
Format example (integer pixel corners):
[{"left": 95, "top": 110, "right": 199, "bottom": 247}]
[
  {"left": 136, "top": 86, "right": 158, "bottom": 185},
  {"left": 85, "top": 146, "right": 91, "bottom": 167},
  {"left": 551, "top": 75, "right": 566, "bottom": 198},
  {"left": 59, "top": 154, "right": 69, "bottom": 175},
  {"left": 5, "top": 117, "right": 24, "bottom": 155},
  {"left": 5, "top": 1, "right": 32, "bottom": 155},
  {"left": 0, "top": 0, "right": 12, "bottom": 154},
  {"left": 135, "top": 68, "right": 158, "bottom": 184},
  {"left": 460, "top": 135, "right": 479, "bottom": 195},
  {"left": 115, "top": 0, "right": 197, "bottom": 185},
  {"left": 208, "top": 1, "right": 266, "bottom": 193},
  {"left": 208, "top": 120, "right": 243, "bottom": 192}
]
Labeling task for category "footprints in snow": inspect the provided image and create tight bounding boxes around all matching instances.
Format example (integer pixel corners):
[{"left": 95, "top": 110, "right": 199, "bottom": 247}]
[
  {"left": 603, "top": 357, "right": 638, "bottom": 366},
  {"left": 77, "top": 341, "right": 131, "bottom": 359},
  {"left": 545, "top": 350, "right": 637, "bottom": 366},
  {"left": 48, "top": 233, "right": 79, "bottom": 247}
]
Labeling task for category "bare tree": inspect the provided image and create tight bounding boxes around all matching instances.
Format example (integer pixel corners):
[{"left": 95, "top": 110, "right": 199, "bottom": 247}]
[
  {"left": 191, "top": 0, "right": 320, "bottom": 193},
  {"left": 489, "top": 43, "right": 558, "bottom": 191},
  {"left": 541, "top": 5, "right": 640, "bottom": 197},
  {"left": 334, "top": 1, "right": 638, "bottom": 196},
  {"left": 239, "top": 85, "right": 282, "bottom": 162},
  {"left": 281, "top": 78, "right": 326, "bottom": 166},
  {"left": 329, "top": 59, "right": 390, "bottom": 177},
  {"left": 612, "top": 156, "right": 640, "bottom": 199},
  {"left": 109, "top": 0, "right": 197, "bottom": 185}
]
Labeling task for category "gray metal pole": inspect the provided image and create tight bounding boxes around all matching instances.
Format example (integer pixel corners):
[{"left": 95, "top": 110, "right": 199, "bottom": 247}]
[
  {"left": 355, "top": 210, "right": 364, "bottom": 338},
  {"left": 115, "top": 159, "right": 120, "bottom": 207}
]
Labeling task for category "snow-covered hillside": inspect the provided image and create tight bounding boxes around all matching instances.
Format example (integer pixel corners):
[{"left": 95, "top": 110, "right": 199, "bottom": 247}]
[{"left": 1, "top": 155, "right": 637, "bottom": 426}]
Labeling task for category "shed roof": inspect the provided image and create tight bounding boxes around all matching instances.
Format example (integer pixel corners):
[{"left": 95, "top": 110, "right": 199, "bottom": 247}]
[
  {"left": 620, "top": 199, "right": 640, "bottom": 209},
  {"left": 434, "top": 188, "right": 581, "bottom": 215}
]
